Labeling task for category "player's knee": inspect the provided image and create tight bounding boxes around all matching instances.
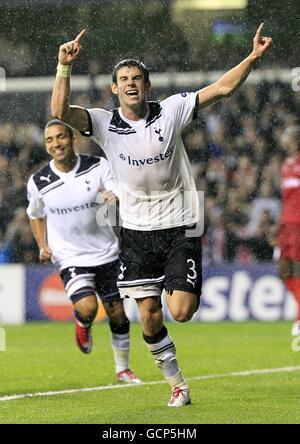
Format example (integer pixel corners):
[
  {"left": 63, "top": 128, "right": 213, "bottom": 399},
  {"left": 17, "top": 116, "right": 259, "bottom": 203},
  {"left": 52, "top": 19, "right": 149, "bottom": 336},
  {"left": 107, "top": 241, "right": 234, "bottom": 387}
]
[
  {"left": 105, "top": 300, "right": 125, "bottom": 323},
  {"left": 278, "top": 258, "right": 291, "bottom": 281},
  {"left": 140, "top": 310, "right": 162, "bottom": 332},
  {"left": 170, "top": 307, "right": 193, "bottom": 323},
  {"left": 74, "top": 297, "right": 98, "bottom": 322}
]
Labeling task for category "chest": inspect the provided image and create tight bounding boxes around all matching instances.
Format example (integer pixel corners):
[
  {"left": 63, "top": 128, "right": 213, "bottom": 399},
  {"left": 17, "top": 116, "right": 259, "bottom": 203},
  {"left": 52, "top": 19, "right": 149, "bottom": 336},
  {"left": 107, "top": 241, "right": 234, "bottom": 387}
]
[
  {"left": 107, "top": 114, "right": 177, "bottom": 158},
  {"left": 40, "top": 174, "right": 99, "bottom": 209}
]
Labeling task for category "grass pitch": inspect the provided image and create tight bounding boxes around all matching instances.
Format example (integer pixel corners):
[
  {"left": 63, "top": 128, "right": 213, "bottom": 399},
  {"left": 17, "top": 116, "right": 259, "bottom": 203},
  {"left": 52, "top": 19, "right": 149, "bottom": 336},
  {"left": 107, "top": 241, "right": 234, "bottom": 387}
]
[{"left": 0, "top": 321, "right": 300, "bottom": 424}]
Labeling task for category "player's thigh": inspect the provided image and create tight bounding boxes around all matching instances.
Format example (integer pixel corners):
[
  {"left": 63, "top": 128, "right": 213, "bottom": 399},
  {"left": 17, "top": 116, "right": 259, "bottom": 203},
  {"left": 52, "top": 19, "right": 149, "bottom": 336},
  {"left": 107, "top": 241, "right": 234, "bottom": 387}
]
[
  {"left": 277, "top": 257, "right": 292, "bottom": 280},
  {"left": 103, "top": 299, "right": 126, "bottom": 320},
  {"left": 278, "top": 224, "right": 300, "bottom": 263},
  {"left": 164, "top": 232, "right": 202, "bottom": 312},
  {"left": 166, "top": 289, "right": 198, "bottom": 322},
  {"left": 60, "top": 266, "right": 98, "bottom": 307},
  {"left": 117, "top": 228, "right": 165, "bottom": 292},
  {"left": 95, "top": 259, "right": 121, "bottom": 303}
]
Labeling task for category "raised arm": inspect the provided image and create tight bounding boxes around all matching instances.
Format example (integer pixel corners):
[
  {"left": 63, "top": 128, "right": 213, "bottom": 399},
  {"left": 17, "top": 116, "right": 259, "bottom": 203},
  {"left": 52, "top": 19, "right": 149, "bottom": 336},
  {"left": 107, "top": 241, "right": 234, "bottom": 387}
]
[
  {"left": 198, "top": 23, "right": 272, "bottom": 110},
  {"left": 51, "top": 29, "right": 89, "bottom": 132}
]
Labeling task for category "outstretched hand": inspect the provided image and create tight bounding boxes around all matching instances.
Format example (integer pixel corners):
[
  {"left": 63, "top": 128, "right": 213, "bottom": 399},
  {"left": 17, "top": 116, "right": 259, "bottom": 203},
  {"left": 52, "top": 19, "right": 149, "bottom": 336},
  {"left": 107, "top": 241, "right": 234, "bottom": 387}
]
[
  {"left": 252, "top": 23, "right": 272, "bottom": 58},
  {"left": 58, "top": 29, "right": 86, "bottom": 65}
]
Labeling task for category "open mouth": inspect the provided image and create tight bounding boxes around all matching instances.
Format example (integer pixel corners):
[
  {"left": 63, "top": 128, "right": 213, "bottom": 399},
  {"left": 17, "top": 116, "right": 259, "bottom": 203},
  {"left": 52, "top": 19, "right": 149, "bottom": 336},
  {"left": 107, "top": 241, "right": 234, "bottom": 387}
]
[
  {"left": 53, "top": 148, "right": 65, "bottom": 154},
  {"left": 126, "top": 90, "right": 138, "bottom": 97}
]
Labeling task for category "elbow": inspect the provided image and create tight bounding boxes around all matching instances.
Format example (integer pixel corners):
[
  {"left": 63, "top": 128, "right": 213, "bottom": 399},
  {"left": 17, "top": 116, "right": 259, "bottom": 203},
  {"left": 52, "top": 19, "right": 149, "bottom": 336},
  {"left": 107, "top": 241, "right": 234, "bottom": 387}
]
[
  {"left": 51, "top": 109, "right": 69, "bottom": 121},
  {"left": 51, "top": 101, "right": 69, "bottom": 121},
  {"left": 220, "top": 85, "right": 234, "bottom": 98}
]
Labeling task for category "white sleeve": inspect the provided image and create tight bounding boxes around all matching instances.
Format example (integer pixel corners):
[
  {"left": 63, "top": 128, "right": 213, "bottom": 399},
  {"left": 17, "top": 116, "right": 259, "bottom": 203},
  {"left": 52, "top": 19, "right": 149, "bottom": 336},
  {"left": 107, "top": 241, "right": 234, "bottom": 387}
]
[
  {"left": 85, "top": 108, "right": 111, "bottom": 150},
  {"left": 26, "top": 176, "right": 46, "bottom": 219},
  {"left": 98, "top": 157, "right": 118, "bottom": 196},
  {"left": 161, "top": 92, "right": 198, "bottom": 132}
]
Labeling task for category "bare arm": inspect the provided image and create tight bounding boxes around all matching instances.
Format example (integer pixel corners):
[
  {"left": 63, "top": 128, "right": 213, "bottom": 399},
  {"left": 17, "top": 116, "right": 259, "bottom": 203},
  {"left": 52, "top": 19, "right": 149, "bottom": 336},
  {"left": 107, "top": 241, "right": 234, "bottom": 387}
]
[
  {"left": 29, "top": 218, "right": 52, "bottom": 263},
  {"left": 198, "top": 23, "right": 272, "bottom": 109},
  {"left": 51, "top": 29, "right": 89, "bottom": 132}
]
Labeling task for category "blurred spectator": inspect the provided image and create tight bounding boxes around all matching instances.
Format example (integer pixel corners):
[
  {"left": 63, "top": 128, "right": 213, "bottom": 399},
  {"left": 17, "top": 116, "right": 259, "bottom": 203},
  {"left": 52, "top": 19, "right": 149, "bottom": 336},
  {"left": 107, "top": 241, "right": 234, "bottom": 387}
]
[{"left": 0, "top": 223, "right": 12, "bottom": 263}]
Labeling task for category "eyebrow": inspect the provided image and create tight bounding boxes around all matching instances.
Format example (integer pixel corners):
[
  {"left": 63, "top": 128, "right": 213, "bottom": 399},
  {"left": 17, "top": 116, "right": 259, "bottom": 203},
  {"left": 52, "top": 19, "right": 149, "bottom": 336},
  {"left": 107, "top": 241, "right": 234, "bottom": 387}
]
[
  {"left": 45, "top": 132, "right": 64, "bottom": 140},
  {"left": 119, "top": 74, "right": 142, "bottom": 80}
]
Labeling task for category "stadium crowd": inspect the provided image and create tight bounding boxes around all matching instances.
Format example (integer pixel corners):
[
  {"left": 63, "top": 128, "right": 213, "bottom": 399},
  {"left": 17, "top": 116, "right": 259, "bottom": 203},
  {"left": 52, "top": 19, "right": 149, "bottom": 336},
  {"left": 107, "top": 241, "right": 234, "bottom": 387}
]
[{"left": 0, "top": 79, "right": 298, "bottom": 265}]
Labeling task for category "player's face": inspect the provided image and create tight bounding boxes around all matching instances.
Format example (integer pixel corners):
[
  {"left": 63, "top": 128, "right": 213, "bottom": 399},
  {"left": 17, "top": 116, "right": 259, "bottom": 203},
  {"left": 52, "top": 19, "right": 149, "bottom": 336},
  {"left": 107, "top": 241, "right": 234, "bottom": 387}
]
[
  {"left": 111, "top": 66, "right": 151, "bottom": 110},
  {"left": 45, "top": 125, "right": 75, "bottom": 163}
]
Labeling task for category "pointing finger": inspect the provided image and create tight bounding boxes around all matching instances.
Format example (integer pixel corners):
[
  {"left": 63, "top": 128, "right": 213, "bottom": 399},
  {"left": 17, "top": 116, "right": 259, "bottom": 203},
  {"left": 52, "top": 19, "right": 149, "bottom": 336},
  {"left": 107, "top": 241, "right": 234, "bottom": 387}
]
[
  {"left": 256, "top": 22, "right": 264, "bottom": 37},
  {"left": 75, "top": 29, "right": 86, "bottom": 43}
]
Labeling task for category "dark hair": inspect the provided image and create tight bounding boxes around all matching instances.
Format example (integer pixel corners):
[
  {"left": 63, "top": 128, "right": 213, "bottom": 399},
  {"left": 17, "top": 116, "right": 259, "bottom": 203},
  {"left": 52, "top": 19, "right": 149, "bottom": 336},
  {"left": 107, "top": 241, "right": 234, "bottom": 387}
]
[
  {"left": 44, "top": 119, "right": 73, "bottom": 139},
  {"left": 112, "top": 59, "right": 150, "bottom": 84}
]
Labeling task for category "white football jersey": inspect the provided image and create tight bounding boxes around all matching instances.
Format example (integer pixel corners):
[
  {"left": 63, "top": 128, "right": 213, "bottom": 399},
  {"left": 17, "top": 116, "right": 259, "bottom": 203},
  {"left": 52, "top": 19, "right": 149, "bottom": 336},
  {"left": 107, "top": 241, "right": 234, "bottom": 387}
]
[
  {"left": 83, "top": 92, "right": 200, "bottom": 231},
  {"left": 27, "top": 155, "right": 119, "bottom": 270}
]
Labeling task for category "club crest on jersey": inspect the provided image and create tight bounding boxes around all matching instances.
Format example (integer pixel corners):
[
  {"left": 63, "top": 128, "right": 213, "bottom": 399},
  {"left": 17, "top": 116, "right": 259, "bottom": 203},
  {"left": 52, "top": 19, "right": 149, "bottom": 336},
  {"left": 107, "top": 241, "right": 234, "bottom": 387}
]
[
  {"left": 154, "top": 128, "right": 164, "bottom": 142},
  {"left": 85, "top": 180, "right": 91, "bottom": 191},
  {"left": 69, "top": 267, "right": 77, "bottom": 278}
]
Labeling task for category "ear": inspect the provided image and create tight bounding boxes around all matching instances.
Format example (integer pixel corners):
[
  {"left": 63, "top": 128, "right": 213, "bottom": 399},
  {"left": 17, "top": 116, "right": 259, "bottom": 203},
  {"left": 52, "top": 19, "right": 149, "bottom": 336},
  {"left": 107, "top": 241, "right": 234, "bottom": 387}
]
[
  {"left": 145, "top": 81, "right": 151, "bottom": 93},
  {"left": 111, "top": 83, "right": 119, "bottom": 95}
]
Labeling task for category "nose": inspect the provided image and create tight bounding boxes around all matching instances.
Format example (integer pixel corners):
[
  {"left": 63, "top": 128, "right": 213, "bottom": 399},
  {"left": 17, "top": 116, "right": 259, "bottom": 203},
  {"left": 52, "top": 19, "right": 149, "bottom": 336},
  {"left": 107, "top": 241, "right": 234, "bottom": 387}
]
[{"left": 53, "top": 137, "right": 61, "bottom": 148}]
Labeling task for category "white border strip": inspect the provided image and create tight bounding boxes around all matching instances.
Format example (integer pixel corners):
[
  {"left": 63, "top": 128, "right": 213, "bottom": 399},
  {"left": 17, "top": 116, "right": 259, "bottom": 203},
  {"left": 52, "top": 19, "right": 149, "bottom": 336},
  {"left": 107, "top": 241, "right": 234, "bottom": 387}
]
[{"left": 1, "top": 365, "right": 300, "bottom": 403}]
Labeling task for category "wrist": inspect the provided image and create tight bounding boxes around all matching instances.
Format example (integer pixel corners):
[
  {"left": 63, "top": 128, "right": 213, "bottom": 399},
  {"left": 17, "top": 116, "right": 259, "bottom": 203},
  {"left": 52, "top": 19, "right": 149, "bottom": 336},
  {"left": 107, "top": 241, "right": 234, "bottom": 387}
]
[
  {"left": 56, "top": 63, "right": 72, "bottom": 78},
  {"left": 248, "top": 51, "right": 260, "bottom": 64}
]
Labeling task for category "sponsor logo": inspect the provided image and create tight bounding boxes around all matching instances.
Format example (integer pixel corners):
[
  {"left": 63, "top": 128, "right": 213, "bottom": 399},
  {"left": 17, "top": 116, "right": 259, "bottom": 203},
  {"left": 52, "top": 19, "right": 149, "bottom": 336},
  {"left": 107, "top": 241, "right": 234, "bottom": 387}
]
[
  {"left": 40, "top": 174, "right": 51, "bottom": 183},
  {"left": 119, "top": 145, "right": 175, "bottom": 167},
  {"left": 49, "top": 201, "right": 101, "bottom": 216}
]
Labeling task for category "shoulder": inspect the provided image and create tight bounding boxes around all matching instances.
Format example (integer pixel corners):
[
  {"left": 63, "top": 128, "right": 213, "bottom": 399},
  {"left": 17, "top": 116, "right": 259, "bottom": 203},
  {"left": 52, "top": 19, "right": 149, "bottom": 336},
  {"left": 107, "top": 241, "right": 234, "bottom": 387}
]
[
  {"left": 87, "top": 107, "right": 112, "bottom": 122},
  {"left": 161, "top": 92, "right": 197, "bottom": 107},
  {"left": 81, "top": 108, "right": 112, "bottom": 137},
  {"left": 76, "top": 154, "right": 102, "bottom": 176},
  {"left": 145, "top": 101, "right": 162, "bottom": 127},
  {"left": 31, "top": 163, "right": 60, "bottom": 191}
]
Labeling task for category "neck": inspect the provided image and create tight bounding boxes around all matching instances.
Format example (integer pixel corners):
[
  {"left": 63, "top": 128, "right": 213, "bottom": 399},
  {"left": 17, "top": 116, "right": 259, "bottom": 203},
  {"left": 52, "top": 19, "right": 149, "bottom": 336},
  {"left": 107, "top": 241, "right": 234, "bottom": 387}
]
[
  {"left": 121, "top": 102, "right": 148, "bottom": 121},
  {"left": 54, "top": 155, "right": 77, "bottom": 173}
]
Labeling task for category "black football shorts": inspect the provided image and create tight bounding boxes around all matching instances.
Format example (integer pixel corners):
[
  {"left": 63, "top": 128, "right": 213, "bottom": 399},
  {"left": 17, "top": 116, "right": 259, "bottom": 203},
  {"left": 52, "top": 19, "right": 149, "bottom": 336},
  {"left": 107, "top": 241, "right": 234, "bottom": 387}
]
[
  {"left": 60, "top": 259, "right": 121, "bottom": 303},
  {"left": 117, "top": 225, "right": 202, "bottom": 298}
]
